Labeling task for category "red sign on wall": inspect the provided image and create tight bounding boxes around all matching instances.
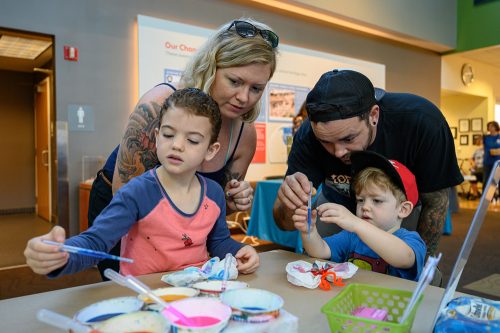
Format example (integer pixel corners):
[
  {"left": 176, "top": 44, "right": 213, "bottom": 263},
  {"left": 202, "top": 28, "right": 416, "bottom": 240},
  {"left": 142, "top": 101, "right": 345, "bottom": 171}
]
[
  {"left": 251, "top": 122, "right": 266, "bottom": 164},
  {"left": 64, "top": 45, "right": 78, "bottom": 61}
]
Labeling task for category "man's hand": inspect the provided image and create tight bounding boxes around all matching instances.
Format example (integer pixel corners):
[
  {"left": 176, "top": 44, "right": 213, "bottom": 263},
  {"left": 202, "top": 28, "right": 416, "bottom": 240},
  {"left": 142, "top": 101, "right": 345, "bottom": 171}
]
[
  {"left": 277, "top": 172, "right": 314, "bottom": 210},
  {"left": 273, "top": 172, "right": 315, "bottom": 230}
]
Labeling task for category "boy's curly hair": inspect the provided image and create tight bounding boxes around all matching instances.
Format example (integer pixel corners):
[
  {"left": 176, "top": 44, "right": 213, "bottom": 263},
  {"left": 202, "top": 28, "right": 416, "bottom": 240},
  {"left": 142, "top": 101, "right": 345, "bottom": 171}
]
[{"left": 159, "top": 88, "right": 221, "bottom": 144}]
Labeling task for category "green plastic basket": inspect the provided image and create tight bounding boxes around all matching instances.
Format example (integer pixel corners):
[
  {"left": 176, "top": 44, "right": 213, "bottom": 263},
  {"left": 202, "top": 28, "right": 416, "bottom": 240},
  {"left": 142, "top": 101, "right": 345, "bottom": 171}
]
[{"left": 321, "top": 283, "right": 423, "bottom": 333}]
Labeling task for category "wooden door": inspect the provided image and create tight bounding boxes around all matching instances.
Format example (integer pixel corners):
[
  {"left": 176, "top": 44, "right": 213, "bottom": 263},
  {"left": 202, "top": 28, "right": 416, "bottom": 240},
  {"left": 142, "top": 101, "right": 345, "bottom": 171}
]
[{"left": 35, "top": 77, "right": 51, "bottom": 221}]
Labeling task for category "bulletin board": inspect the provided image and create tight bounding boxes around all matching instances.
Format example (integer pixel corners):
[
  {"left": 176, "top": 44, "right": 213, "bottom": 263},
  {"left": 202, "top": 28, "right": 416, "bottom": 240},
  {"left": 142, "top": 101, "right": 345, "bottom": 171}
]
[{"left": 137, "top": 15, "right": 386, "bottom": 180}]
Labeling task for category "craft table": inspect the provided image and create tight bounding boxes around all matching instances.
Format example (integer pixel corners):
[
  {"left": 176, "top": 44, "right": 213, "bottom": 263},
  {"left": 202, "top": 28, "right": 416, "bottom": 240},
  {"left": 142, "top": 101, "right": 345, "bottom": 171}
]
[{"left": 0, "top": 250, "right": 458, "bottom": 332}]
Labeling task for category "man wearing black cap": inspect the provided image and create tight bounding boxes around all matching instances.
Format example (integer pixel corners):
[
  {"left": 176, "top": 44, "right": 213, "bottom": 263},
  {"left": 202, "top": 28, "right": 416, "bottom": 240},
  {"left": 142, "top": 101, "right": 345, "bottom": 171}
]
[{"left": 273, "top": 69, "right": 463, "bottom": 257}]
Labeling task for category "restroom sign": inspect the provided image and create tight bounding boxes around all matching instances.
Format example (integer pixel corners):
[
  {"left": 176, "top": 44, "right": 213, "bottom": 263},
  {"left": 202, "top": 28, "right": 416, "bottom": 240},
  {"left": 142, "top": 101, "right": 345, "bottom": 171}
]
[{"left": 68, "top": 104, "right": 94, "bottom": 131}]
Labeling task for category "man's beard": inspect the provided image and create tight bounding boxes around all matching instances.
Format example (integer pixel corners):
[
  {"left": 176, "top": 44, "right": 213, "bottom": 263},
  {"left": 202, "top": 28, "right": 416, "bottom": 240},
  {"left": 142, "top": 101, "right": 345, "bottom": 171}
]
[{"left": 342, "top": 121, "right": 375, "bottom": 165}]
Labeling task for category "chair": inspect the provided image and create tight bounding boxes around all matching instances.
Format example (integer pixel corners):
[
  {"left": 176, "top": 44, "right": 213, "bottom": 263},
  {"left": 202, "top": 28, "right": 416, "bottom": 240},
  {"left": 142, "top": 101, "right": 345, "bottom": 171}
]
[
  {"left": 226, "top": 211, "right": 260, "bottom": 247},
  {"left": 457, "top": 158, "right": 479, "bottom": 200}
]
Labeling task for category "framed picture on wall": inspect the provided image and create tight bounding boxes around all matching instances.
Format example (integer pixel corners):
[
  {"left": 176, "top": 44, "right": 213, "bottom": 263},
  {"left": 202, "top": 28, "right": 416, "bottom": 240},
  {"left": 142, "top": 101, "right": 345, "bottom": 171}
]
[
  {"left": 459, "top": 119, "right": 470, "bottom": 132},
  {"left": 450, "top": 127, "right": 457, "bottom": 139},
  {"left": 472, "top": 134, "right": 482, "bottom": 144},
  {"left": 460, "top": 134, "right": 469, "bottom": 146},
  {"left": 471, "top": 118, "right": 483, "bottom": 132}
]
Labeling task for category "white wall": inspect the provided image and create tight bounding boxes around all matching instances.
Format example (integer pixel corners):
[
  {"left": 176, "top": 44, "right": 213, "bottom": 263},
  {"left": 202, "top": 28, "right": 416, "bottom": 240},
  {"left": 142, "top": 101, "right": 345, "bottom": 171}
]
[
  {"left": 441, "top": 53, "right": 500, "bottom": 175},
  {"left": 1, "top": 0, "right": 443, "bottom": 234},
  {"left": 285, "top": 0, "right": 456, "bottom": 50},
  {"left": 442, "top": 54, "right": 500, "bottom": 122},
  {"left": 441, "top": 92, "right": 487, "bottom": 161}
]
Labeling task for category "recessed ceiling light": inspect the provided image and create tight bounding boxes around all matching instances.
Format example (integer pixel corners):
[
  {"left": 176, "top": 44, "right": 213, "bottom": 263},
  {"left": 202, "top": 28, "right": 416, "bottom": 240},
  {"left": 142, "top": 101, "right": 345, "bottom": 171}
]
[{"left": 0, "top": 35, "right": 52, "bottom": 60}]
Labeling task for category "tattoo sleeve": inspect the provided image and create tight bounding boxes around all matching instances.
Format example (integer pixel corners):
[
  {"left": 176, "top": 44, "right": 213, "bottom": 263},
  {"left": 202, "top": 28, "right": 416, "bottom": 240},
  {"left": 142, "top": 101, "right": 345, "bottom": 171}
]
[
  {"left": 117, "top": 101, "right": 161, "bottom": 185},
  {"left": 417, "top": 188, "right": 450, "bottom": 257}
]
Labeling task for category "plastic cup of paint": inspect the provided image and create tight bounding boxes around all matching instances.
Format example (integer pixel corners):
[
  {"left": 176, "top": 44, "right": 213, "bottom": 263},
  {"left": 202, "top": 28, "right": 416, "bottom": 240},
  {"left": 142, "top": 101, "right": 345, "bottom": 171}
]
[
  {"left": 73, "top": 296, "right": 144, "bottom": 324},
  {"left": 93, "top": 311, "right": 170, "bottom": 333},
  {"left": 138, "top": 287, "right": 199, "bottom": 311},
  {"left": 162, "top": 297, "right": 231, "bottom": 333},
  {"left": 191, "top": 280, "right": 248, "bottom": 298},
  {"left": 220, "top": 288, "right": 284, "bottom": 323}
]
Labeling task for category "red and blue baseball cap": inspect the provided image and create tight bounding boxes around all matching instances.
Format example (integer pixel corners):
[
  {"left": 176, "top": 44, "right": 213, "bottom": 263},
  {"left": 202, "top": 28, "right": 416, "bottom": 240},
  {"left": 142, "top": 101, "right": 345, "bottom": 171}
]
[{"left": 350, "top": 151, "right": 419, "bottom": 206}]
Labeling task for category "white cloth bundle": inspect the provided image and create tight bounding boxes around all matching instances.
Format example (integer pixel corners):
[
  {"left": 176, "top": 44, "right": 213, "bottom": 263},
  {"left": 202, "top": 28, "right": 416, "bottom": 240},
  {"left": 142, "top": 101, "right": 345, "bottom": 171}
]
[
  {"left": 161, "top": 255, "right": 238, "bottom": 287},
  {"left": 286, "top": 260, "right": 358, "bottom": 289}
]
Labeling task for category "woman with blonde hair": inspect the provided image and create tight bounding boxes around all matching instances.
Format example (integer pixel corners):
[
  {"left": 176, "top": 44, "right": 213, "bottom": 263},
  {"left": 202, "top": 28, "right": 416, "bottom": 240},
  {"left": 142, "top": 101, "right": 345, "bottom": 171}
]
[{"left": 89, "top": 18, "right": 279, "bottom": 278}]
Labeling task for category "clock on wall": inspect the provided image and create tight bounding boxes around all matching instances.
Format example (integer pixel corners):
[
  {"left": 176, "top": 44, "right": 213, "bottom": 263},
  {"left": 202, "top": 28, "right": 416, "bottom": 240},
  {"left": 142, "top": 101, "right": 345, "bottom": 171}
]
[{"left": 461, "top": 63, "right": 474, "bottom": 86}]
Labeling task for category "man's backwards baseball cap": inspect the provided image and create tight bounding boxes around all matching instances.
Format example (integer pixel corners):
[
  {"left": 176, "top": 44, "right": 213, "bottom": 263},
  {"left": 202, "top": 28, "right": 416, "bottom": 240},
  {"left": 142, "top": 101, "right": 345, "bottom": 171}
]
[
  {"left": 350, "top": 151, "right": 419, "bottom": 206},
  {"left": 306, "top": 69, "right": 377, "bottom": 122}
]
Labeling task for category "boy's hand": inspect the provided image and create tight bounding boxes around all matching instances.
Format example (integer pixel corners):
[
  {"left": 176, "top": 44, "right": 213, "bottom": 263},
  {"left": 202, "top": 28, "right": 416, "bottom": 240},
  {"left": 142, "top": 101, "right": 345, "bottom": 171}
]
[
  {"left": 234, "top": 245, "right": 259, "bottom": 274},
  {"left": 24, "top": 226, "right": 69, "bottom": 275},
  {"left": 226, "top": 180, "right": 254, "bottom": 212},
  {"left": 292, "top": 205, "right": 317, "bottom": 234},
  {"left": 317, "top": 203, "right": 358, "bottom": 232}
]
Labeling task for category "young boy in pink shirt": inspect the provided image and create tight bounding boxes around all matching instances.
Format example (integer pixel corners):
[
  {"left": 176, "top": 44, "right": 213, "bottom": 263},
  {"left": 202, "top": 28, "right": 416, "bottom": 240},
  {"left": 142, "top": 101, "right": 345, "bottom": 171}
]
[{"left": 24, "top": 88, "right": 259, "bottom": 277}]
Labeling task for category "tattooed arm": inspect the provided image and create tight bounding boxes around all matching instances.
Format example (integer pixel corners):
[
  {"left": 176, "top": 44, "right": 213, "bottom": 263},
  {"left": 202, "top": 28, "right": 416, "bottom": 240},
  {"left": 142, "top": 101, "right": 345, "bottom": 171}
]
[
  {"left": 417, "top": 188, "right": 450, "bottom": 257},
  {"left": 112, "top": 85, "right": 176, "bottom": 194},
  {"left": 223, "top": 123, "right": 257, "bottom": 214}
]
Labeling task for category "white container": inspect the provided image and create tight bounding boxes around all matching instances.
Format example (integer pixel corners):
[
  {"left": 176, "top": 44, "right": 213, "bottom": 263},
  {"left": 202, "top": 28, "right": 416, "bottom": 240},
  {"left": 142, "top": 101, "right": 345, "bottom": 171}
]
[
  {"left": 220, "top": 288, "right": 284, "bottom": 323},
  {"left": 73, "top": 296, "right": 143, "bottom": 324},
  {"left": 192, "top": 280, "right": 248, "bottom": 297}
]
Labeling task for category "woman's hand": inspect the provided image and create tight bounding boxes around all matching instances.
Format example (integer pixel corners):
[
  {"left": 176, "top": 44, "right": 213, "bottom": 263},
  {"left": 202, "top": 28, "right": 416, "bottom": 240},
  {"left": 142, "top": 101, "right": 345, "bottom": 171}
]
[
  {"left": 24, "top": 226, "right": 69, "bottom": 275},
  {"left": 225, "top": 179, "right": 254, "bottom": 212}
]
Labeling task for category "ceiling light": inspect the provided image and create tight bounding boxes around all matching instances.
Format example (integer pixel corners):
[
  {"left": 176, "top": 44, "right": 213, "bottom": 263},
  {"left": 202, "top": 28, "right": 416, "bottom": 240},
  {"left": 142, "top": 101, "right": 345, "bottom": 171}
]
[{"left": 0, "top": 35, "right": 52, "bottom": 60}]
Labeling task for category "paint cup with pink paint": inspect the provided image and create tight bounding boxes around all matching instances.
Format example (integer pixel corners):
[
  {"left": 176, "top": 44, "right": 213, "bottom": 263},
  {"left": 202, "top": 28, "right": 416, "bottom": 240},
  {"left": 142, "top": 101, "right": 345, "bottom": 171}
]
[{"left": 163, "top": 297, "right": 231, "bottom": 333}]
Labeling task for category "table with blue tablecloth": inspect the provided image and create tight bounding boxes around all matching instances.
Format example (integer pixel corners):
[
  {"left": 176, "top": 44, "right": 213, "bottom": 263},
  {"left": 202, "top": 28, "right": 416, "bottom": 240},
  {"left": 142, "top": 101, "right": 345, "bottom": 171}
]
[
  {"left": 247, "top": 179, "right": 322, "bottom": 253},
  {"left": 247, "top": 180, "right": 302, "bottom": 252}
]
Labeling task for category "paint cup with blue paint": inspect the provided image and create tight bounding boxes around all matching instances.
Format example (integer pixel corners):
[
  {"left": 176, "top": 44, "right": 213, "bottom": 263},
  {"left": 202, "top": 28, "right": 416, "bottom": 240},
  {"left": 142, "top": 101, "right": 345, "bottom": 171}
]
[{"left": 220, "top": 288, "right": 284, "bottom": 323}]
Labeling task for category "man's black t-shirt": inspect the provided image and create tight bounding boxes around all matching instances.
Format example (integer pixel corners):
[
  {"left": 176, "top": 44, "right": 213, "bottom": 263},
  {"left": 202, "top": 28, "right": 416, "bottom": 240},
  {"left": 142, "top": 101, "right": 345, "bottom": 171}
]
[{"left": 286, "top": 92, "right": 463, "bottom": 234}]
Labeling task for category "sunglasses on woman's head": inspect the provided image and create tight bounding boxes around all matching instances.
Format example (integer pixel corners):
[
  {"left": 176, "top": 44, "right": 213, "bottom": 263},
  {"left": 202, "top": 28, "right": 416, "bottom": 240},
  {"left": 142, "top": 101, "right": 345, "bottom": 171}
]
[{"left": 227, "top": 20, "right": 279, "bottom": 48}]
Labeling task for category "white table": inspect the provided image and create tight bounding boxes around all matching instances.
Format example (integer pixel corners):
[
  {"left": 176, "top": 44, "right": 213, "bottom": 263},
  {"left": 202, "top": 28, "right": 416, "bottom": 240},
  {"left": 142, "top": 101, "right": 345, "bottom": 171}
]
[{"left": 0, "top": 250, "right": 456, "bottom": 332}]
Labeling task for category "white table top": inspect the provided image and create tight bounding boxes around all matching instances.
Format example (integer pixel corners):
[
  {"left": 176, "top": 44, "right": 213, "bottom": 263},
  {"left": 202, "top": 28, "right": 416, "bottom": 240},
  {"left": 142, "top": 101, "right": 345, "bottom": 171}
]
[{"left": 0, "top": 250, "right": 453, "bottom": 332}]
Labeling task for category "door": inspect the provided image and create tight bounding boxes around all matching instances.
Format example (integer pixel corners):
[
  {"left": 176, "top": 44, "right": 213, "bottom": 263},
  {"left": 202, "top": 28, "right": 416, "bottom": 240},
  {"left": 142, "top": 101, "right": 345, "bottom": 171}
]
[{"left": 35, "top": 77, "right": 51, "bottom": 221}]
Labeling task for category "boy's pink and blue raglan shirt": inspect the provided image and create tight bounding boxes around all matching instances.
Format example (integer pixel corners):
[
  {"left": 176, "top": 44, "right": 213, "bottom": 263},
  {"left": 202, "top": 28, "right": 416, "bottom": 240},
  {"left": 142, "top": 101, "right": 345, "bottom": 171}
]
[{"left": 50, "top": 168, "right": 243, "bottom": 277}]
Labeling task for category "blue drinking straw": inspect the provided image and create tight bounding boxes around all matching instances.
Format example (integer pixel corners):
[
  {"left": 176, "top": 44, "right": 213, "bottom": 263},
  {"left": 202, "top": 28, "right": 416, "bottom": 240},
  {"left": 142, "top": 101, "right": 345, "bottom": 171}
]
[
  {"left": 42, "top": 240, "right": 134, "bottom": 263},
  {"left": 307, "top": 181, "right": 313, "bottom": 239}
]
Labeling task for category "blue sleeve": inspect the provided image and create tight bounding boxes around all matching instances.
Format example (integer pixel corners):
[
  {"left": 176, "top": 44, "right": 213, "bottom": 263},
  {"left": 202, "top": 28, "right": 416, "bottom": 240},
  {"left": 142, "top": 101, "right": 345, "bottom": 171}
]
[
  {"left": 323, "top": 231, "right": 352, "bottom": 262},
  {"left": 102, "top": 145, "right": 119, "bottom": 178},
  {"left": 394, "top": 229, "right": 427, "bottom": 281},
  {"left": 49, "top": 179, "right": 145, "bottom": 277},
  {"left": 205, "top": 179, "right": 243, "bottom": 259}
]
